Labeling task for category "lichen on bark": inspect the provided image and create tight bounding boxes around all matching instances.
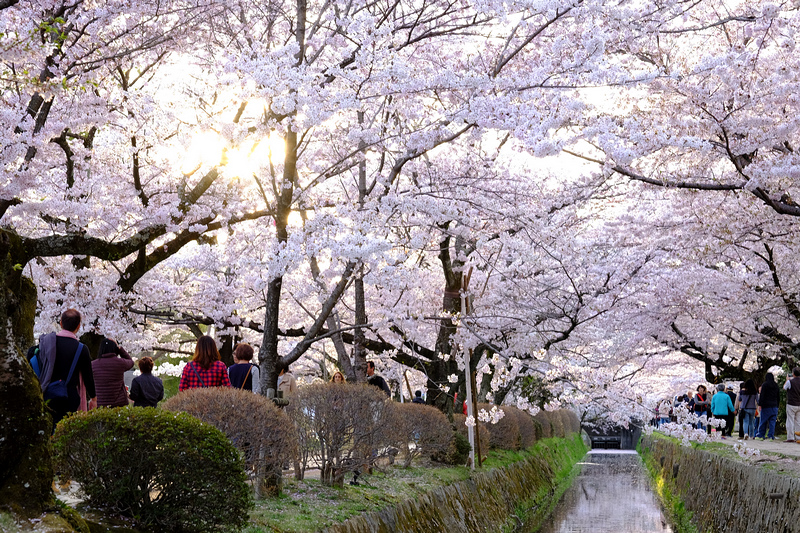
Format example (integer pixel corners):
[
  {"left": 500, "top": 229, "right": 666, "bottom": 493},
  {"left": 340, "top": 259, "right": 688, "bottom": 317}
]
[{"left": 0, "top": 229, "right": 54, "bottom": 516}]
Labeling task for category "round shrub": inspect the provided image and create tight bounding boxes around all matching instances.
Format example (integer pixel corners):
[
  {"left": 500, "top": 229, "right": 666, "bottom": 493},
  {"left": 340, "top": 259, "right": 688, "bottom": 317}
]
[
  {"left": 52, "top": 407, "right": 251, "bottom": 532},
  {"left": 533, "top": 411, "right": 553, "bottom": 438},
  {"left": 506, "top": 406, "right": 538, "bottom": 448},
  {"left": 564, "top": 409, "right": 581, "bottom": 434},
  {"left": 453, "top": 413, "right": 490, "bottom": 457},
  {"left": 391, "top": 403, "right": 452, "bottom": 467},
  {"left": 162, "top": 387, "right": 296, "bottom": 496},
  {"left": 550, "top": 410, "right": 567, "bottom": 437},
  {"left": 479, "top": 403, "right": 521, "bottom": 450}
]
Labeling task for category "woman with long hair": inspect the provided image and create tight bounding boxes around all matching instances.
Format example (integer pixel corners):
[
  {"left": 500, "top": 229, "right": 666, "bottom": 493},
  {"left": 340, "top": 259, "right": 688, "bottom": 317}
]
[
  {"left": 330, "top": 371, "right": 346, "bottom": 383},
  {"left": 756, "top": 372, "right": 780, "bottom": 440},
  {"left": 179, "top": 336, "right": 232, "bottom": 391}
]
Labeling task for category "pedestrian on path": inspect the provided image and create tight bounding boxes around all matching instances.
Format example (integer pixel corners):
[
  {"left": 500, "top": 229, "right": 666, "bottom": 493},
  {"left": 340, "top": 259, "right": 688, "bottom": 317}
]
[
  {"left": 692, "top": 385, "right": 711, "bottom": 432},
  {"left": 711, "top": 384, "right": 734, "bottom": 439},
  {"left": 724, "top": 385, "right": 737, "bottom": 437},
  {"left": 756, "top": 373, "right": 780, "bottom": 440},
  {"left": 92, "top": 338, "right": 134, "bottom": 407},
  {"left": 737, "top": 379, "right": 758, "bottom": 440},
  {"left": 784, "top": 368, "right": 800, "bottom": 443}
]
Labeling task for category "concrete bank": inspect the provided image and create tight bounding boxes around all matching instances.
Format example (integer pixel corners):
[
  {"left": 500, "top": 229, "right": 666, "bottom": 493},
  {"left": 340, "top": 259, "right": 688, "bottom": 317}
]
[
  {"left": 319, "top": 435, "right": 587, "bottom": 533},
  {"left": 640, "top": 435, "right": 800, "bottom": 533}
]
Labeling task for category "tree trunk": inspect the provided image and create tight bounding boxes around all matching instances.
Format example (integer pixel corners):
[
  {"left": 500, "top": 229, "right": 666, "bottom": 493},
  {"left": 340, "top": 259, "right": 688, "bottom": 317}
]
[
  {"left": 219, "top": 334, "right": 234, "bottom": 367},
  {"left": 352, "top": 111, "right": 368, "bottom": 383},
  {"left": 428, "top": 230, "right": 462, "bottom": 419},
  {"left": 0, "top": 230, "right": 54, "bottom": 516}
]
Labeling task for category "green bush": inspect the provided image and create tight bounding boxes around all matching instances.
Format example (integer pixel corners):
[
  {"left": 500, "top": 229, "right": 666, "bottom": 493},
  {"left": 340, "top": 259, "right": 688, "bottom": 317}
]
[
  {"left": 432, "top": 430, "right": 472, "bottom": 465},
  {"left": 52, "top": 407, "right": 251, "bottom": 532},
  {"left": 453, "top": 413, "right": 491, "bottom": 457}
]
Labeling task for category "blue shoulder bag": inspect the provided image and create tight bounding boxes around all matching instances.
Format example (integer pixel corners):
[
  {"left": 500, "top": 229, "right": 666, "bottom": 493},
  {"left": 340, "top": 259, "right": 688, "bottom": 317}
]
[{"left": 43, "top": 343, "right": 84, "bottom": 401}]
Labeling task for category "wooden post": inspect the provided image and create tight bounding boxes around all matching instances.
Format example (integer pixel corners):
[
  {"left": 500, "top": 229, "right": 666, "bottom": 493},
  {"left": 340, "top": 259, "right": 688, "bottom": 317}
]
[{"left": 470, "top": 365, "right": 483, "bottom": 467}]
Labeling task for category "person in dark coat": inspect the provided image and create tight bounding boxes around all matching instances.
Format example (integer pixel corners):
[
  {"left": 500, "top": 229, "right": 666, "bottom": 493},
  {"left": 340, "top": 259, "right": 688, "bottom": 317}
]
[
  {"left": 783, "top": 368, "right": 800, "bottom": 442},
  {"left": 756, "top": 372, "right": 780, "bottom": 440},
  {"left": 92, "top": 338, "right": 134, "bottom": 407},
  {"left": 724, "top": 385, "right": 737, "bottom": 437},
  {"left": 367, "top": 361, "right": 391, "bottom": 397},
  {"left": 129, "top": 356, "right": 164, "bottom": 407},
  {"left": 228, "top": 343, "right": 260, "bottom": 393},
  {"left": 412, "top": 390, "right": 425, "bottom": 404}
]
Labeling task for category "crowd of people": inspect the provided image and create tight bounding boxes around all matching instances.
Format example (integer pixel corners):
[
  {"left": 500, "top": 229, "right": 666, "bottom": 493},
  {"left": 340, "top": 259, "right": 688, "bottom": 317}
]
[
  {"left": 42, "top": 310, "right": 800, "bottom": 446},
  {"left": 28, "top": 309, "right": 165, "bottom": 432},
  {"left": 30, "top": 309, "right": 404, "bottom": 434},
  {"left": 652, "top": 370, "right": 800, "bottom": 442}
]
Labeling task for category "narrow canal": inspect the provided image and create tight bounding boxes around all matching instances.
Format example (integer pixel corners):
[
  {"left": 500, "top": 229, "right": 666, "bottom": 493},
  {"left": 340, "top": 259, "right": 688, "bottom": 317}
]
[{"left": 538, "top": 450, "right": 672, "bottom": 533}]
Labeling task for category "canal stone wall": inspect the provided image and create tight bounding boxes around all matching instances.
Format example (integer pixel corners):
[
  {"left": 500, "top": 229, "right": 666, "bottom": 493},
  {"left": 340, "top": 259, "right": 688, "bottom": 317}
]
[
  {"left": 640, "top": 435, "right": 800, "bottom": 533},
  {"left": 319, "top": 434, "right": 586, "bottom": 533}
]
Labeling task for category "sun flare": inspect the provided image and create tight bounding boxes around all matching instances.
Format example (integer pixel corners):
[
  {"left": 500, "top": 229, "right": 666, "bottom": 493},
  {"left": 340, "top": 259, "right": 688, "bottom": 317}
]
[{"left": 180, "top": 131, "right": 286, "bottom": 177}]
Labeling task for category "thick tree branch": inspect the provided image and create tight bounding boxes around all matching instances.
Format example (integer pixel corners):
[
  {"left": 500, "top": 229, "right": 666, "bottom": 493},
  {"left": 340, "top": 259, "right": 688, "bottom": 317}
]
[
  {"left": 564, "top": 149, "right": 800, "bottom": 217},
  {"left": 284, "top": 261, "right": 358, "bottom": 366}
]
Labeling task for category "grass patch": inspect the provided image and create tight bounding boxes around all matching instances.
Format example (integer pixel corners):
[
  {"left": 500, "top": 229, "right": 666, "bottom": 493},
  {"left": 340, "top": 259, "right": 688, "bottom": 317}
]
[
  {"left": 0, "top": 513, "right": 19, "bottom": 533},
  {"left": 246, "top": 464, "right": 472, "bottom": 532},
  {"left": 247, "top": 436, "right": 585, "bottom": 533},
  {"left": 638, "top": 436, "right": 703, "bottom": 533},
  {"left": 160, "top": 375, "right": 179, "bottom": 402}
]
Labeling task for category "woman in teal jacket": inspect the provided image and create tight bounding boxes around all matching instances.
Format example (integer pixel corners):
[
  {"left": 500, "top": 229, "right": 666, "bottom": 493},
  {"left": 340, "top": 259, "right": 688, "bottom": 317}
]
[{"left": 711, "top": 384, "right": 735, "bottom": 438}]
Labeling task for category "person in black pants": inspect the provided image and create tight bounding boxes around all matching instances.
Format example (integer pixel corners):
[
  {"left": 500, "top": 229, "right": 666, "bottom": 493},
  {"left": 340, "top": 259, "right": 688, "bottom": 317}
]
[
  {"left": 736, "top": 382, "right": 746, "bottom": 439},
  {"left": 725, "top": 385, "right": 737, "bottom": 437}
]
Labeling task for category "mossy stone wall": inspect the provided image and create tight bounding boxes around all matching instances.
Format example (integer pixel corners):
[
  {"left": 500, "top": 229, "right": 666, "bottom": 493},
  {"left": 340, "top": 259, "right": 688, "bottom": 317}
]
[
  {"left": 319, "top": 433, "right": 586, "bottom": 533},
  {"left": 640, "top": 435, "right": 800, "bottom": 533}
]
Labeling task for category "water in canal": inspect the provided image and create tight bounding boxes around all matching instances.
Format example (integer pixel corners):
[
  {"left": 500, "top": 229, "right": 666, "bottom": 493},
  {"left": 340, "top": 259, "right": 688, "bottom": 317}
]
[{"left": 538, "top": 450, "right": 672, "bottom": 533}]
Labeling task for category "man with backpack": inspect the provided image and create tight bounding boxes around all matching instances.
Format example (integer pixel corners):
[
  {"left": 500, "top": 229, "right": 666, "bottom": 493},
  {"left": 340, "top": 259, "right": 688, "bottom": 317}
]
[{"left": 30, "top": 309, "right": 96, "bottom": 431}]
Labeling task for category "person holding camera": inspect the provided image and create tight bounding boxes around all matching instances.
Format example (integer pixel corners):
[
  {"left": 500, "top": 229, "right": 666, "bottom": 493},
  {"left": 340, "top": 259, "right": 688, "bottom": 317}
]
[{"left": 92, "top": 337, "right": 134, "bottom": 407}]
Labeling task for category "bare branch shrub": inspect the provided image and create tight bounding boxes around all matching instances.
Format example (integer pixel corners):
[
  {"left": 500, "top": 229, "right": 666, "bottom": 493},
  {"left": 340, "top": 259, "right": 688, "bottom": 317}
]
[
  {"left": 391, "top": 403, "right": 452, "bottom": 467},
  {"left": 286, "top": 383, "right": 394, "bottom": 487},
  {"left": 162, "top": 388, "right": 296, "bottom": 497}
]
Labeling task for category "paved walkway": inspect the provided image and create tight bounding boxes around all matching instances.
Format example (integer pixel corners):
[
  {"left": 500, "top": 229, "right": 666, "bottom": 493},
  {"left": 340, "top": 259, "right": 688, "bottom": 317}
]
[{"left": 716, "top": 434, "right": 800, "bottom": 457}]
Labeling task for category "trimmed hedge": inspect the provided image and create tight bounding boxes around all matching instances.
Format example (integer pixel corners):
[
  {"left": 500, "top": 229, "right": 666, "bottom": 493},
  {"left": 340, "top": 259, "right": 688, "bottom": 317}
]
[
  {"left": 465, "top": 406, "right": 578, "bottom": 451},
  {"left": 392, "top": 403, "right": 452, "bottom": 467},
  {"left": 162, "top": 387, "right": 297, "bottom": 497},
  {"left": 52, "top": 407, "right": 251, "bottom": 532}
]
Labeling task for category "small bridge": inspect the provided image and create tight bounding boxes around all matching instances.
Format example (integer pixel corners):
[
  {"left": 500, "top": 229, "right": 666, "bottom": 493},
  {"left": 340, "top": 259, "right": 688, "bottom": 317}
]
[{"left": 585, "top": 424, "right": 642, "bottom": 450}]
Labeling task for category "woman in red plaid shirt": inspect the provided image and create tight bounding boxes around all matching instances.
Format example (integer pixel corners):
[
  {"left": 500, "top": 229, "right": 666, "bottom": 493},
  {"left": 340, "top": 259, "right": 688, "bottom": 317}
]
[{"left": 178, "top": 336, "right": 232, "bottom": 391}]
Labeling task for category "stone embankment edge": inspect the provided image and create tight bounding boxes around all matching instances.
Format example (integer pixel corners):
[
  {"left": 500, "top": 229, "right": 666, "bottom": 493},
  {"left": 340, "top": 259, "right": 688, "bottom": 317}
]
[
  {"left": 318, "top": 434, "right": 587, "bottom": 533},
  {"left": 640, "top": 435, "right": 800, "bottom": 533}
]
